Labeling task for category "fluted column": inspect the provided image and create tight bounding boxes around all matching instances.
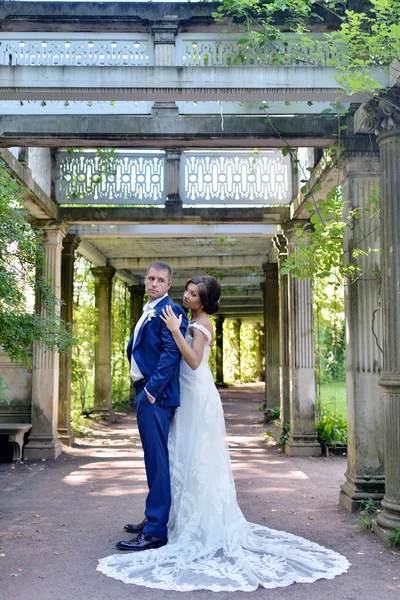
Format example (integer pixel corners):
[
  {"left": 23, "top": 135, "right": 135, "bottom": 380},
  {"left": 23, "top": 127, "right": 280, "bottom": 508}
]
[
  {"left": 285, "top": 229, "right": 320, "bottom": 456},
  {"left": 274, "top": 234, "right": 291, "bottom": 428},
  {"left": 262, "top": 263, "right": 280, "bottom": 419},
  {"left": 25, "top": 222, "right": 68, "bottom": 460},
  {"left": 128, "top": 284, "right": 145, "bottom": 334},
  {"left": 362, "top": 90, "right": 400, "bottom": 533},
  {"left": 215, "top": 316, "right": 225, "bottom": 386},
  {"left": 92, "top": 266, "right": 115, "bottom": 422},
  {"left": 58, "top": 233, "right": 80, "bottom": 446},
  {"left": 165, "top": 148, "right": 183, "bottom": 207},
  {"left": 339, "top": 148, "right": 384, "bottom": 512}
]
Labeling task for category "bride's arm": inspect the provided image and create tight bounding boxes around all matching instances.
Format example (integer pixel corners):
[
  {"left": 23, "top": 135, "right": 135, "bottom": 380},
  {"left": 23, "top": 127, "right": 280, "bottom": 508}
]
[{"left": 160, "top": 306, "right": 205, "bottom": 370}]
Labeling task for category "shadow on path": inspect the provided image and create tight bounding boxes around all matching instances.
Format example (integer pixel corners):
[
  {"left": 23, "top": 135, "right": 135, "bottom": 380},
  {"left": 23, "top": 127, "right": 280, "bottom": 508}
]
[{"left": 0, "top": 384, "right": 399, "bottom": 600}]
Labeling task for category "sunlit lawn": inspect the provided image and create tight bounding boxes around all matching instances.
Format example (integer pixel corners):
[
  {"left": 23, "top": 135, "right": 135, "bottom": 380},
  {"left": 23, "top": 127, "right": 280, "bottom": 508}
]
[{"left": 319, "top": 381, "right": 346, "bottom": 418}]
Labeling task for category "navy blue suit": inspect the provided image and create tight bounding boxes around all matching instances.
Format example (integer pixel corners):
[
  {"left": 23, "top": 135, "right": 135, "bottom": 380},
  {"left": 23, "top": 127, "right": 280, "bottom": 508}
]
[{"left": 127, "top": 295, "right": 188, "bottom": 538}]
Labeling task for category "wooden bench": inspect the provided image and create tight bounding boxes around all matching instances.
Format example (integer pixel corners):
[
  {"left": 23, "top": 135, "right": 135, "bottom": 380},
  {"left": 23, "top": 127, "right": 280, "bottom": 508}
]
[{"left": 0, "top": 424, "right": 32, "bottom": 461}]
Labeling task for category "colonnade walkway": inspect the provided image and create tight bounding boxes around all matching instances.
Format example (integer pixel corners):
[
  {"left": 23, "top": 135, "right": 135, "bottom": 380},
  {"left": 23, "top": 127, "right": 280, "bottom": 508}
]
[{"left": 0, "top": 385, "right": 398, "bottom": 600}]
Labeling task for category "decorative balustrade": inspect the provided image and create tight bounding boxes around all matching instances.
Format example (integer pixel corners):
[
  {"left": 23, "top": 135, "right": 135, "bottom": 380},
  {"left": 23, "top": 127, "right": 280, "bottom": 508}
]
[
  {"left": 0, "top": 33, "right": 154, "bottom": 66},
  {"left": 1, "top": 31, "right": 341, "bottom": 68},
  {"left": 0, "top": 100, "right": 152, "bottom": 115},
  {"left": 56, "top": 150, "right": 165, "bottom": 204},
  {"left": 181, "top": 151, "right": 292, "bottom": 204},
  {"left": 176, "top": 33, "right": 341, "bottom": 67},
  {"left": 55, "top": 149, "right": 292, "bottom": 206}
]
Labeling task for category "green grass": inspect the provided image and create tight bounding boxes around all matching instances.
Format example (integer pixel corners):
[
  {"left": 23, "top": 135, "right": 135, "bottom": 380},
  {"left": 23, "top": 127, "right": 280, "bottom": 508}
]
[{"left": 319, "top": 381, "right": 346, "bottom": 418}]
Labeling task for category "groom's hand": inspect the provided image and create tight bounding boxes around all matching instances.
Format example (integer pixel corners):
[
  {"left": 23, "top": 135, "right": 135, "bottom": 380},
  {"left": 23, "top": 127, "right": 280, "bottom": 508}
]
[{"left": 145, "top": 388, "right": 156, "bottom": 404}]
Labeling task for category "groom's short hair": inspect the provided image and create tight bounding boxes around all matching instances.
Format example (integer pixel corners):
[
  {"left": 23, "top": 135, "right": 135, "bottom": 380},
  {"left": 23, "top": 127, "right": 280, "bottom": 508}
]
[{"left": 146, "top": 261, "right": 173, "bottom": 281}]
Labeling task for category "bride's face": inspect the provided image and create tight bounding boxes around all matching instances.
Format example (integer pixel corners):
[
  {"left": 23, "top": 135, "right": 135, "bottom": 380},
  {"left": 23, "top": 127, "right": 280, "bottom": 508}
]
[{"left": 183, "top": 283, "right": 202, "bottom": 311}]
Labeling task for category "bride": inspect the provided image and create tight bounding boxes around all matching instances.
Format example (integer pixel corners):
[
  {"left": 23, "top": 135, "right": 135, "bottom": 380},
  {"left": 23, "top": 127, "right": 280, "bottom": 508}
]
[{"left": 97, "top": 275, "right": 350, "bottom": 591}]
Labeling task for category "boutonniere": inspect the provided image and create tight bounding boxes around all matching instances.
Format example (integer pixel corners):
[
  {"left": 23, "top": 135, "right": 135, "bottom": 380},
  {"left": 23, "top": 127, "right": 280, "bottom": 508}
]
[{"left": 147, "top": 308, "right": 157, "bottom": 322}]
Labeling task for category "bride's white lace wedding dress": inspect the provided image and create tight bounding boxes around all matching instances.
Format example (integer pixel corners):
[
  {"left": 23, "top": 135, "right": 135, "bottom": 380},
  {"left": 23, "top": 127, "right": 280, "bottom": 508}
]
[{"left": 97, "top": 324, "right": 350, "bottom": 591}]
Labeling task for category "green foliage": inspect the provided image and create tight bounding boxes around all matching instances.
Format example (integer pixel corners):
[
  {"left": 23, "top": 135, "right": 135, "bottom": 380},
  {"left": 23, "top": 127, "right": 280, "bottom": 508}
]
[
  {"left": 316, "top": 407, "right": 347, "bottom": 447},
  {"left": 223, "top": 320, "right": 261, "bottom": 383},
  {"left": 111, "top": 278, "right": 131, "bottom": 410},
  {"left": 356, "top": 498, "right": 380, "bottom": 532},
  {"left": 72, "top": 256, "right": 96, "bottom": 413},
  {"left": 386, "top": 528, "right": 400, "bottom": 549},
  {"left": 0, "top": 164, "right": 72, "bottom": 381},
  {"left": 280, "top": 186, "right": 376, "bottom": 284}
]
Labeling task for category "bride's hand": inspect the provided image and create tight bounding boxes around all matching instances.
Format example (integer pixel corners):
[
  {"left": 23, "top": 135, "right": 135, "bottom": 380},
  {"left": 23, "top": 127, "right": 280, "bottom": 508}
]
[{"left": 160, "top": 305, "right": 183, "bottom": 333}]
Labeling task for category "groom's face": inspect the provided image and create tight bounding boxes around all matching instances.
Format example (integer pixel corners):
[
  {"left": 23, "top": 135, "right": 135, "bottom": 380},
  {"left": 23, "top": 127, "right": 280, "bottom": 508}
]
[{"left": 145, "top": 268, "right": 172, "bottom": 302}]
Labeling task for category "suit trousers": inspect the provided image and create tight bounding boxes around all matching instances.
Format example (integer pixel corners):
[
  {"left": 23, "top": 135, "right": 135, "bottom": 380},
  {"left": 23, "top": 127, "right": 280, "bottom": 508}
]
[{"left": 135, "top": 387, "right": 175, "bottom": 539}]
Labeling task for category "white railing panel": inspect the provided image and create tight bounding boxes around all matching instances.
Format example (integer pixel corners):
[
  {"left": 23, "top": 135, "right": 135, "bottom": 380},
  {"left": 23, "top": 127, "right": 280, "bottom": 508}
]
[
  {"left": 0, "top": 100, "right": 152, "bottom": 115},
  {"left": 56, "top": 150, "right": 165, "bottom": 205},
  {"left": 176, "top": 32, "right": 340, "bottom": 67},
  {"left": 181, "top": 150, "right": 292, "bottom": 205},
  {"left": 0, "top": 32, "right": 154, "bottom": 66}
]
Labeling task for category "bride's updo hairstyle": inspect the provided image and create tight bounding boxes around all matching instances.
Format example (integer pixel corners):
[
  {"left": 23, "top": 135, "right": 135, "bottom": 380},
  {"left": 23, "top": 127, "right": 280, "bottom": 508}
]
[{"left": 185, "top": 276, "right": 222, "bottom": 315}]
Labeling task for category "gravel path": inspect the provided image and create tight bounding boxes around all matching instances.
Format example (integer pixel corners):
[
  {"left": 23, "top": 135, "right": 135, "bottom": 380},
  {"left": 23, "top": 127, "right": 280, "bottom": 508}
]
[{"left": 0, "top": 384, "right": 399, "bottom": 600}]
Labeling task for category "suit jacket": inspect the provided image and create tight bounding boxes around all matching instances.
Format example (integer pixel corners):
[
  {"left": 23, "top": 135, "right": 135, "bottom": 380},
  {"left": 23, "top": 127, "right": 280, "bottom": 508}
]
[{"left": 126, "top": 296, "right": 188, "bottom": 407}]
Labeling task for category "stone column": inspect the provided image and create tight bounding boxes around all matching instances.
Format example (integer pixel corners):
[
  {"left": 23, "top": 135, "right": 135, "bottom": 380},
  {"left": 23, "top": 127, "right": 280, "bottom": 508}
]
[
  {"left": 362, "top": 91, "right": 400, "bottom": 533},
  {"left": 232, "top": 319, "right": 242, "bottom": 382},
  {"left": 165, "top": 148, "right": 183, "bottom": 207},
  {"left": 91, "top": 266, "right": 115, "bottom": 422},
  {"left": 215, "top": 315, "right": 225, "bottom": 386},
  {"left": 25, "top": 222, "right": 68, "bottom": 460},
  {"left": 256, "top": 323, "right": 264, "bottom": 382},
  {"left": 274, "top": 234, "right": 291, "bottom": 428},
  {"left": 262, "top": 263, "right": 280, "bottom": 419},
  {"left": 285, "top": 229, "right": 320, "bottom": 456},
  {"left": 128, "top": 284, "right": 145, "bottom": 334},
  {"left": 58, "top": 233, "right": 80, "bottom": 446},
  {"left": 339, "top": 146, "right": 384, "bottom": 512},
  {"left": 128, "top": 284, "right": 145, "bottom": 402}
]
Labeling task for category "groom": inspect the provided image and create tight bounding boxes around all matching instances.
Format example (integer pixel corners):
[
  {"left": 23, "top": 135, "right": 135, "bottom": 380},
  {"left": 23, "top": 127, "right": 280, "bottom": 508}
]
[{"left": 116, "top": 261, "right": 188, "bottom": 552}]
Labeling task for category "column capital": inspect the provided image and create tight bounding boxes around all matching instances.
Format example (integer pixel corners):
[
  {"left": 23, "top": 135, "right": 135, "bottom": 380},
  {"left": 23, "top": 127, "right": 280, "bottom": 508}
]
[
  {"left": 127, "top": 283, "right": 145, "bottom": 295},
  {"left": 150, "top": 17, "right": 179, "bottom": 44},
  {"left": 272, "top": 233, "right": 288, "bottom": 256},
  {"left": 361, "top": 89, "right": 400, "bottom": 140},
  {"left": 36, "top": 221, "right": 69, "bottom": 246},
  {"left": 262, "top": 262, "right": 278, "bottom": 278},
  {"left": 62, "top": 233, "right": 81, "bottom": 256},
  {"left": 91, "top": 266, "right": 115, "bottom": 285}
]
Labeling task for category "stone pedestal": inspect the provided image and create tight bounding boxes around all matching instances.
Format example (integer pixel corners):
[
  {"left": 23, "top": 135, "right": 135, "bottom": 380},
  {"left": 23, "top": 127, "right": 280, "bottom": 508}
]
[
  {"left": 215, "top": 316, "right": 225, "bottom": 386},
  {"left": 339, "top": 151, "right": 384, "bottom": 512},
  {"left": 25, "top": 222, "right": 68, "bottom": 460},
  {"left": 92, "top": 266, "right": 116, "bottom": 422},
  {"left": 261, "top": 264, "right": 280, "bottom": 419},
  {"left": 151, "top": 18, "right": 179, "bottom": 116},
  {"left": 58, "top": 234, "right": 80, "bottom": 446},
  {"left": 285, "top": 231, "right": 320, "bottom": 456}
]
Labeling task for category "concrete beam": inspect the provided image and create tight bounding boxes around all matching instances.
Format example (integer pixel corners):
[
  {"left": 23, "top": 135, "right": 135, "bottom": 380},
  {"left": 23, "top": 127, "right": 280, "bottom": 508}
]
[
  {"left": 0, "top": 148, "right": 58, "bottom": 219},
  {"left": 0, "top": 114, "right": 339, "bottom": 148},
  {"left": 0, "top": 66, "right": 387, "bottom": 103},
  {"left": 76, "top": 239, "right": 107, "bottom": 267},
  {"left": 115, "top": 270, "right": 140, "bottom": 285},
  {"left": 109, "top": 255, "right": 266, "bottom": 270},
  {"left": 69, "top": 223, "right": 279, "bottom": 238},
  {"left": 59, "top": 206, "right": 288, "bottom": 224},
  {"left": 170, "top": 275, "right": 263, "bottom": 287}
]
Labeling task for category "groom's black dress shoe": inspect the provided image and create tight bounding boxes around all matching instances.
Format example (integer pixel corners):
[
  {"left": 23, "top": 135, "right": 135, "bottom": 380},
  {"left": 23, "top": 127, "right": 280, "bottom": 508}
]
[
  {"left": 123, "top": 517, "right": 148, "bottom": 534},
  {"left": 116, "top": 532, "right": 167, "bottom": 552}
]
